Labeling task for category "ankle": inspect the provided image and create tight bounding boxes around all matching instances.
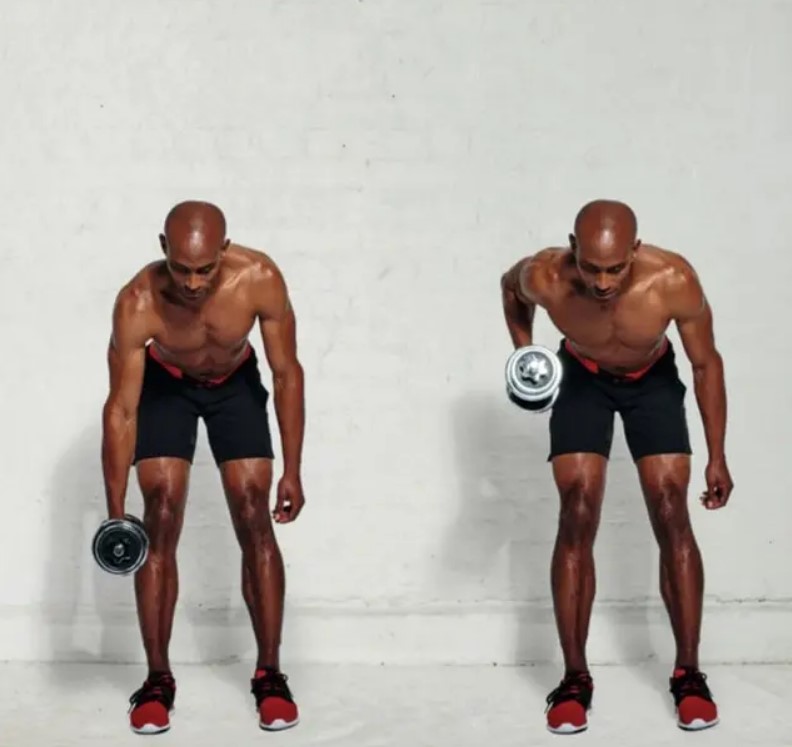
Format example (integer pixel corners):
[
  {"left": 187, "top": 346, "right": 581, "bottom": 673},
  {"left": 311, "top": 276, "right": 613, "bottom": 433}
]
[
  {"left": 148, "top": 666, "right": 173, "bottom": 679},
  {"left": 255, "top": 663, "right": 280, "bottom": 675},
  {"left": 565, "top": 668, "right": 591, "bottom": 678}
]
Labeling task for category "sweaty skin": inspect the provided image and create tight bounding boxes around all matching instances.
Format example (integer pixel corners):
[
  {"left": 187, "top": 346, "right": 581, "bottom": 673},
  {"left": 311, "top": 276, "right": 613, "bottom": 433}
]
[
  {"left": 101, "top": 200, "right": 305, "bottom": 675},
  {"left": 501, "top": 199, "right": 733, "bottom": 679},
  {"left": 509, "top": 244, "right": 701, "bottom": 373}
]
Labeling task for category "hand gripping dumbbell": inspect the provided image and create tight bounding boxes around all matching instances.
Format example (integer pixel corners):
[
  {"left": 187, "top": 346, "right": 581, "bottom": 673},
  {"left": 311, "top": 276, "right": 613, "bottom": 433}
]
[
  {"left": 505, "top": 344, "right": 564, "bottom": 413},
  {"left": 91, "top": 515, "right": 150, "bottom": 575}
]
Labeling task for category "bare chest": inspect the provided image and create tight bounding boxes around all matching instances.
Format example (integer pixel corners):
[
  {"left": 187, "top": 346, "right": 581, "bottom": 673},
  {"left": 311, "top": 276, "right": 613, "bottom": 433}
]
[
  {"left": 546, "top": 293, "right": 670, "bottom": 368},
  {"left": 152, "top": 303, "right": 257, "bottom": 375}
]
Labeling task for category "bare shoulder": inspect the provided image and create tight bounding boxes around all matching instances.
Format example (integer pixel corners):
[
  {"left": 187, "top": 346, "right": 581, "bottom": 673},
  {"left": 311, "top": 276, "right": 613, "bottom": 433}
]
[
  {"left": 639, "top": 245, "right": 706, "bottom": 319},
  {"left": 227, "top": 244, "right": 291, "bottom": 318},
  {"left": 521, "top": 247, "right": 570, "bottom": 303},
  {"left": 224, "top": 244, "right": 284, "bottom": 282},
  {"left": 114, "top": 262, "right": 160, "bottom": 315},
  {"left": 111, "top": 263, "right": 160, "bottom": 346}
]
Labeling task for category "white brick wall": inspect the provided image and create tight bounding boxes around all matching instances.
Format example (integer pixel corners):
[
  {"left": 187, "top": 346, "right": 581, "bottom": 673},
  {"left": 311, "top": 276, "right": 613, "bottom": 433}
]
[{"left": 0, "top": 0, "right": 790, "bottom": 664}]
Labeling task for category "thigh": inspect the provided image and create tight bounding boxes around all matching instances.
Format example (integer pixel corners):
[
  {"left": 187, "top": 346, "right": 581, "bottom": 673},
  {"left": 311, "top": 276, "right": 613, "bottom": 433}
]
[
  {"left": 203, "top": 363, "right": 275, "bottom": 466},
  {"left": 548, "top": 366, "right": 615, "bottom": 461},
  {"left": 134, "top": 358, "right": 200, "bottom": 464},
  {"left": 621, "top": 377, "right": 691, "bottom": 462}
]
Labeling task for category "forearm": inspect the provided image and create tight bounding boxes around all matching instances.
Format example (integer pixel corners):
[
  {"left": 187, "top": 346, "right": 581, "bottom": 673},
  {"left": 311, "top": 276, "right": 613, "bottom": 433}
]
[
  {"left": 273, "top": 363, "right": 305, "bottom": 476},
  {"left": 101, "top": 405, "right": 136, "bottom": 519},
  {"left": 501, "top": 277, "right": 535, "bottom": 348},
  {"left": 691, "top": 353, "right": 727, "bottom": 460}
]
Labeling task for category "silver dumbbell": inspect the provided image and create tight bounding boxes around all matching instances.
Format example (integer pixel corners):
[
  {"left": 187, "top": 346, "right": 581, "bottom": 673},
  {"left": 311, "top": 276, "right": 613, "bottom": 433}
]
[
  {"left": 505, "top": 344, "right": 563, "bottom": 413},
  {"left": 91, "top": 515, "right": 149, "bottom": 575}
]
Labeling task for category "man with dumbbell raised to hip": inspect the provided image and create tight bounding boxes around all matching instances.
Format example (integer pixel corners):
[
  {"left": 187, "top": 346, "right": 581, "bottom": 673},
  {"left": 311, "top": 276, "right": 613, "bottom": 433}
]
[
  {"left": 100, "top": 201, "right": 305, "bottom": 734},
  {"left": 500, "top": 199, "right": 733, "bottom": 735}
]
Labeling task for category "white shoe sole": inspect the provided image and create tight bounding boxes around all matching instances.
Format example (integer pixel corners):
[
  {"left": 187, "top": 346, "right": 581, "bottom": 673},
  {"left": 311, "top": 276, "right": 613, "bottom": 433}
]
[
  {"left": 678, "top": 716, "right": 719, "bottom": 731},
  {"left": 131, "top": 722, "right": 171, "bottom": 735},
  {"left": 547, "top": 722, "right": 588, "bottom": 735},
  {"left": 260, "top": 716, "right": 300, "bottom": 731}
]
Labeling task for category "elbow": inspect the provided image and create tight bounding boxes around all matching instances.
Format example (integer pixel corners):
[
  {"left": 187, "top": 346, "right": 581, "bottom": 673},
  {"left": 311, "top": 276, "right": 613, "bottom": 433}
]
[
  {"left": 501, "top": 272, "right": 517, "bottom": 295},
  {"left": 102, "top": 399, "right": 135, "bottom": 428},
  {"left": 691, "top": 350, "right": 723, "bottom": 379},
  {"left": 273, "top": 361, "right": 304, "bottom": 390}
]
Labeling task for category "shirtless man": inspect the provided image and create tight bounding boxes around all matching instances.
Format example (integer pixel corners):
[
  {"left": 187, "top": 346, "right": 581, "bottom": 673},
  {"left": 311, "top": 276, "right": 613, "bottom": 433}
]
[
  {"left": 101, "top": 201, "right": 305, "bottom": 735},
  {"left": 500, "top": 199, "right": 733, "bottom": 734}
]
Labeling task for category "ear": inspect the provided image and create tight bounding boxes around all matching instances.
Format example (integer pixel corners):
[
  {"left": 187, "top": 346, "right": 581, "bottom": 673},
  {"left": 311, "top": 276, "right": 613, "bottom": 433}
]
[
  {"left": 568, "top": 233, "right": 577, "bottom": 251},
  {"left": 221, "top": 238, "right": 231, "bottom": 252},
  {"left": 633, "top": 238, "right": 642, "bottom": 251},
  {"left": 159, "top": 234, "right": 167, "bottom": 255}
]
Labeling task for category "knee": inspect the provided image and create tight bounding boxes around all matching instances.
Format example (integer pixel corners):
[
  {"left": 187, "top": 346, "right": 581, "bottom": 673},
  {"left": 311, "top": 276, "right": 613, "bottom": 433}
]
[
  {"left": 231, "top": 484, "right": 274, "bottom": 546},
  {"left": 143, "top": 488, "right": 183, "bottom": 552},
  {"left": 557, "top": 480, "right": 600, "bottom": 545},
  {"left": 648, "top": 478, "right": 691, "bottom": 542}
]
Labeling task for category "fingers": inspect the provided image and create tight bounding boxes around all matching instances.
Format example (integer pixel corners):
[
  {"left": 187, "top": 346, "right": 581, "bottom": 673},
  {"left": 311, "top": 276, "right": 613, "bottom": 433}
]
[
  {"left": 271, "top": 494, "right": 287, "bottom": 523},
  {"left": 274, "top": 506, "right": 301, "bottom": 523},
  {"left": 272, "top": 493, "right": 304, "bottom": 523},
  {"left": 285, "top": 501, "right": 304, "bottom": 522},
  {"left": 272, "top": 503, "right": 291, "bottom": 523},
  {"left": 699, "top": 485, "right": 729, "bottom": 510}
]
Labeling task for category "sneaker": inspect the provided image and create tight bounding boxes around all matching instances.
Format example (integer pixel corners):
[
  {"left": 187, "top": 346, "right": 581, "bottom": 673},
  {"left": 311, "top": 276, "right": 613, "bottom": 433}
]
[
  {"left": 250, "top": 667, "right": 300, "bottom": 731},
  {"left": 128, "top": 671, "right": 176, "bottom": 735},
  {"left": 669, "top": 667, "right": 719, "bottom": 731},
  {"left": 545, "top": 671, "right": 593, "bottom": 734}
]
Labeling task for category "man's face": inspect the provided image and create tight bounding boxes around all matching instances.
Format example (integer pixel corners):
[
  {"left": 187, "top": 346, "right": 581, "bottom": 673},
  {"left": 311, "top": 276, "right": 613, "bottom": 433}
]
[
  {"left": 571, "top": 233, "right": 638, "bottom": 301},
  {"left": 160, "top": 233, "right": 227, "bottom": 303}
]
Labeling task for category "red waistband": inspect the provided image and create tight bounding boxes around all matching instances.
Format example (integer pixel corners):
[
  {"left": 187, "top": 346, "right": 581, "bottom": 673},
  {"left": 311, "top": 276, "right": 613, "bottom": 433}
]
[
  {"left": 563, "top": 337, "right": 669, "bottom": 381},
  {"left": 148, "top": 343, "right": 252, "bottom": 386}
]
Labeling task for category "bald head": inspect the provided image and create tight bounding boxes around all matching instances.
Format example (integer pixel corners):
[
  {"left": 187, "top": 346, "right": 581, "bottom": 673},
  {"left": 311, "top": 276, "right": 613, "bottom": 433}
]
[
  {"left": 163, "top": 200, "right": 227, "bottom": 256},
  {"left": 570, "top": 199, "right": 640, "bottom": 300},
  {"left": 160, "top": 201, "right": 229, "bottom": 301},
  {"left": 573, "top": 199, "right": 638, "bottom": 255}
]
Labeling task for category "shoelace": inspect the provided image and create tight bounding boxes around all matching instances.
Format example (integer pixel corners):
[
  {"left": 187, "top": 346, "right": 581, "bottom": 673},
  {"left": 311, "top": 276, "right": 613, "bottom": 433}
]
[
  {"left": 129, "top": 675, "right": 176, "bottom": 711},
  {"left": 250, "top": 669, "right": 293, "bottom": 706},
  {"left": 545, "top": 673, "right": 593, "bottom": 711},
  {"left": 669, "top": 669, "right": 712, "bottom": 704}
]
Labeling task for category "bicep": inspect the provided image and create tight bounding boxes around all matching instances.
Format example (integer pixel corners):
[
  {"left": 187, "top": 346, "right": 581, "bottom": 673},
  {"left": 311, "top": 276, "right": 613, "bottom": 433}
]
[
  {"left": 259, "top": 298, "right": 300, "bottom": 376},
  {"left": 105, "top": 304, "right": 148, "bottom": 416},
  {"left": 676, "top": 300, "right": 717, "bottom": 369},
  {"left": 254, "top": 259, "right": 302, "bottom": 376},
  {"left": 503, "top": 257, "right": 537, "bottom": 305},
  {"left": 669, "top": 264, "right": 718, "bottom": 369}
]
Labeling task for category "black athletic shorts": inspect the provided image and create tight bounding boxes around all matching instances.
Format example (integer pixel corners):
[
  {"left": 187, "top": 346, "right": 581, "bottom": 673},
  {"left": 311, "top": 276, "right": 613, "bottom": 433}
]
[
  {"left": 134, "top": 344, "right": 275, "bottom": 465},
  {"left": 548, "top": 338, "right": 692, "bottom": 462}
]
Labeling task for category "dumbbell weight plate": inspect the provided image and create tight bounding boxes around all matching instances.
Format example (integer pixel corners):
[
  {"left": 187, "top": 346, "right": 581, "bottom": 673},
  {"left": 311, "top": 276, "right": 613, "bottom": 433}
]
[
  {"left": 507, "top": 383, "right": 561, "bottom": 412},
  {"left": 92, "top": 516, "right": 149, "bottom": 575},
  {"left": 505, "top": 345, "right": 563, "bottom": 412}
]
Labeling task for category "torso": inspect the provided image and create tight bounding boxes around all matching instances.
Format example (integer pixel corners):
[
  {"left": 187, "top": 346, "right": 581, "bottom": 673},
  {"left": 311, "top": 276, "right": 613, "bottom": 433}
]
[
  {"left": 528, "top": 246, "right": 677, "bottom": 374},
  {"left": 140, "top": 245, "right": 263, "bottom": 379}
]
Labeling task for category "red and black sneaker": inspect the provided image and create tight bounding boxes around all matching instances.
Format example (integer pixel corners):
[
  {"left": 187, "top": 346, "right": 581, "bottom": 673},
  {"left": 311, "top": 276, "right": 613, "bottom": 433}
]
[
  {"left": 669, "top": 667, "right": 719, "bottom": 731},
  {"left": 545, "top": 671, "right": 593, "bottom": 734},
  {"left": 128, "top": 671, "right": 176, "bottom": 735},
  {"left": 250, "top": 667, "right": 300, "bottom": 731}
]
